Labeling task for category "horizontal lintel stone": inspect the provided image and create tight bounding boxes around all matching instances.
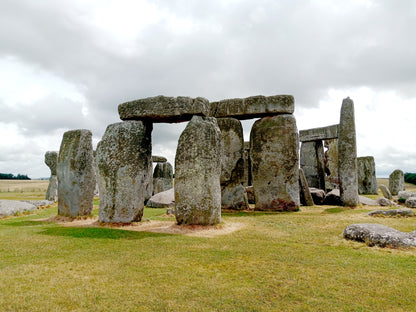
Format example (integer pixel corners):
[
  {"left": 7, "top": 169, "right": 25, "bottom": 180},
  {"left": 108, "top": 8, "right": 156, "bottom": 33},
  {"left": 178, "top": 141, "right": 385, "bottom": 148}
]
[{"left": 299, "top": 124, "right": 339, "bottom": 142}]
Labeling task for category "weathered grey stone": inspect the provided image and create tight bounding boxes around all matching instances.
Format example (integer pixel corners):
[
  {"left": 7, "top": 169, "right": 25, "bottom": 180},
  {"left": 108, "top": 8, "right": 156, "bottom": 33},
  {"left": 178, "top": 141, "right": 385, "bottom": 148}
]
[
  {"left": 299, "top": 168, "right": 314, "bottom": 206},
  {"left": 96, "top": 121, "right": 152, "bottom": 223},
  {"left": 300, "top": 141, "right": 325, "bottom": 189},
  {"left": 338, "top": 97, "right": 359, "bottom": 207},
  {"left": 324, "top": 139, "right": 339, "bottom": 190},
  {"left": 44, "top": 151, "right": 58, "bottom": 202},
  {"left": 57, "top": 129, "right": 96, "bottom": 217},
  {"left": 359, "top": 195, "right": 378, "bottom": 206},
  {"left": 323, "top": 189, "right": 342, "bottom": 206},
  {"left": 368, "top": 208, "right": 414, "bottom": 217},
  {"left": 22, "top": 200, "right": 54, "bottom": 207},
  {"left": 147, "top": 188, "right": 175, "bottom": 208},
  {"left": 250, "top": 115, "right": 300, "bottom": 211},
  {"left": 217, "top": 118, "right": 248, "bottom": 210},
  {"left": 357, "top": 156, "right": 378, "bottom": 195},
  {"left": 119, "top": 95, "right": 210, "bottom": 123},
  {"left": 343, "top": 223, "right": 416, "bottom": 248},
  {"left": 210, "top": 95, "right": 294, "bottom": 120},
  {"left": 299, "top": 124, "right": 339, "bottom": 142},
  {"left": 0, "top": 200, "right": 37, "bottom": 217},
  {"left": 379, "top": 185, "right": 392, "bottom": 199},
  {"left": 377, "top": 197, "right": 397, "bottom": 207},
  {"left": 243, "top": 141, "right": 252, "bottom": 186},
  {"left": 175, "top": 116, "right": 222, "bottom": 225},
  {"left": 398, "top": 191, "right": 416, "bottom": 200},
  {"left": 389, "top": 169, "right": 404, "bottom": 196},
  {"left": 153, "top": 162, "right": 173, "bottom": 195},
  {"left": 166, "top": 208, "right": 175, "bottom": 215},
  {"left": 245, "top": 186, "right": 255, "bottom": 204},
  {"left": 310, "top": 188, "right": 325, "bottom": 205},
  {"left": 405, "top": 197, "right": 416, "bottom": 208},
  {"left": 152, "top": 155, "right": 167, "bottom": 163}
]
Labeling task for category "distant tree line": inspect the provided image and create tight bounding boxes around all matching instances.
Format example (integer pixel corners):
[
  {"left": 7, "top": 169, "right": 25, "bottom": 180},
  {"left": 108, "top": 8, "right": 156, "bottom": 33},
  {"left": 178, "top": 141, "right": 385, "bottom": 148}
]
[
  {"left": 0, "top": 173, "right": 31, "bottom": 180},
  {"left": 404, "top": 173, "right": 416, "bottom": 185}
]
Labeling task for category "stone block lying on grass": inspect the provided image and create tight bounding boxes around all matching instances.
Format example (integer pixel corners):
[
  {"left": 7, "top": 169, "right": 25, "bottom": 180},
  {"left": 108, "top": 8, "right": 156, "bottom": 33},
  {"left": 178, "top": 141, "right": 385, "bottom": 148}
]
[
  {"left": 147, "top": 188, "right": 175, "bottom": 208},
  {"left": 0, "top": 200, "right": 36, "bottom": 217},
  {"left": 405, "top": 197, "right": 416, "bottom": 208},
  {"left": 376, "top": 198, "right": 398, "bottom": 207},
  {"left": 367, "top": 208, "right": 414, "bottom": 217}
]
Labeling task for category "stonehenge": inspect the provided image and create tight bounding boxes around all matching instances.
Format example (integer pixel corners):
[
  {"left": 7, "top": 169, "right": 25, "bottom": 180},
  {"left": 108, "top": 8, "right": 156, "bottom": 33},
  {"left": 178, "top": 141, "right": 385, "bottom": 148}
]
[{"left": 44, "top": 151, "right": 58, "bottom": 202}]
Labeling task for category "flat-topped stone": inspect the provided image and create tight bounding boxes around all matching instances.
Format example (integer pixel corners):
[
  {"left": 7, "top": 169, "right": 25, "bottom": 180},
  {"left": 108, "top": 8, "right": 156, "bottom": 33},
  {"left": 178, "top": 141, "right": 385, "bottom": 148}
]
[
  {"left": 210, "top": 95, "right": 294, "bottom": 120},
  {"left": 152, "top": 155, "right": 167, "bottom": 163},
  {"left": 119, "top": 96, "right": 210, "bottom": 123},
  {"left": 299, "top": 124, "right": 339, "bottom": 142}
]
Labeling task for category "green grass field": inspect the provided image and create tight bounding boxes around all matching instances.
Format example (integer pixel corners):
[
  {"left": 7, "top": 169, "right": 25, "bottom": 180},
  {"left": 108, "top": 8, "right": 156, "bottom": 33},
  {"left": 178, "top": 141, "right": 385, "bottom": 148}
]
[{"left": 1, "top": 180, "right": 416, "bottom": 311}]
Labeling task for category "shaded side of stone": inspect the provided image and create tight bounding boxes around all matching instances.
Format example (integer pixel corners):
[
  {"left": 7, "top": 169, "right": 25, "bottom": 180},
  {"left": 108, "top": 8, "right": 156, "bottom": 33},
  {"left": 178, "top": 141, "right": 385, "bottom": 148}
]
[
  {"left": 324, "top": 139, "right": 339, "bottom": 190},
  {"left": 338, "top": 97, "right": 359, "bottom": 206},
  {"left": 242, "top": 141, "right": 252, "bottom": 186},
  {"left": 299, "top": 168, "right": 314, "bottom": 206},
  {"left": 57, "top": 129, "right": 96, "bottom": 217},
  {"left": 152, "top": 155, "right": 167, "bottom": 163},
  {"left": 210, "top": 95, "right": 294, "bottom": 120},
  {"left": 379, "top": 185, "right": 392, "bottom": 199},
  {"left": 175, "top": 116, "right": 222, "bottom": 225},
  {"left": 245, "top": 186, "right": 255, "bottom": 204},
  {"left": 96, "top": 121, "right": 152, "bottom": 223},
  {"left": 300, "top": 141, "right": 325, "bottom": 190},
  {"left": 250, "top": 115, "right": 300, "bottom": 211},
  {"left": 389, "top": 169, "right": 404, "bottom": 196},
  {"left": 357, "top": 156, "right": 378, "bottom": 195},
  {"left": 299, "top": 124, "right": 339, "bottom": 142},
  {"left": 119, "top": 96, "right": 210, "bottom": 123},
  {"left": 153, "top": 162, "right": 173, "bottom": 195}
]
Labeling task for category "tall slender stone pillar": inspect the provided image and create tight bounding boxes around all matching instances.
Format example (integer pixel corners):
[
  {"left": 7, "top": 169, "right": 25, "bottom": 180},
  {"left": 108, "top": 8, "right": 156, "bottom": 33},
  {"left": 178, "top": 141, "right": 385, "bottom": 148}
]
[
  {"left": 45, "top": 151, "right": 58, "bottom": 202},
  {"left": 389, "top": 169, "right": 404, "bottom": 196}
]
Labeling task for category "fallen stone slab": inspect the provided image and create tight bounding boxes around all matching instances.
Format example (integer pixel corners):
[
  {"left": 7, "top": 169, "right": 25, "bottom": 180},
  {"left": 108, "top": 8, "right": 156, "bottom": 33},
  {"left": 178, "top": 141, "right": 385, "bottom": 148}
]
[
  {"left": 210, "top": 95, "right": 294, "bottom": 120},
  {"left": 376, "top": 197, "right": 398, "bottom": 207},
  {"left": 299, "top": 124, "right": 339, "bottom": 142},
  {"left": 323, "top": 189, "right": 342, "bottom": 206},
  {"left": 310, "top": 188, "right": 325, "bottom": 205},
  {"left": 359, "top": 196, "right": 378, "bottom": 206},
  {"left": 0, "top": 200, "right": 37, "bottom": 217},
  {"left": 147, "top": 188, "right": 175, "bottom": 208},
  {"left": 368, "top": 208, "right": 414, "bottom": 217},
  {"left": 343, "top": 223, "right": 416, "bottom": 248},
  {"left": 398, "top": 191, "right": 416, "bottom": 200},
  {"left": 405, "top": 197, "right": 416, "bottom": 208},
  {"left": 119, "top": 96, "right": 210, "bottom": 123},
  {"left": 21, "top": 200, "right": 54, "bottom": 207}
]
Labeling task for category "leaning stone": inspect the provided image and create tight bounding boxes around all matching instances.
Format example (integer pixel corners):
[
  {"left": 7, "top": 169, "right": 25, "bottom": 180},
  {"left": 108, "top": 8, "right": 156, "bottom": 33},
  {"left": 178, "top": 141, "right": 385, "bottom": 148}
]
[
  {"left": 389, "top": 169, "right": 404, "bottom": 196},
  {"left": 153, "top": 162, "right": 173, "bottom": 195},
  {"left": 299, "top": 124, "right": 339, "bottom": 142},
  {"left": 343, "top": 223, "right": 416, "bottom": 248},
  {"left": 368, "top": 208, "right": 414, "bottom": 217},
  {"left": 0, "top": 200, "right": 37, "bottom": 217},
  {"left": 210, "top": 95, "right": 294, "bottom": 120},
  {"left": 377, "top": 197, "right": 398, "bottom": 207},
  {"left": 398, "top": 191, "right": 416, "bottom": 201},
  {"left": 57, "top": 129, "right": 96, "bottom": 217},
  {"left": 152, "top": 155, "right": 167, "bottom": 163},
  {"left": 338, "top": 97, "right": 359, "bottom": 206},
  {"left": 323, "top": 189, "right": 342, "bottom": 206},
  {"left": 405, "top": 197, "right": 416, "bottom": 208},
  {"left": 44, "top": 151, "right": 58, "bottom": 202},
  {"left": 96, "top": 121, "right": 152, "bottom": 223},
  {"left": 250, "top": 115, "right": 300, "bottom": 211},
  {"left": 300, "top": 141, "right": 325, "bottom": 189},
  {"left": 310, "top": 188, "right": 325, "bottom": 205},
  {"left": 217, "top": 118, "right": 247, "bottom": 210},
  {"left": 379, "top": 185, "right": 392, "bottom": 199},
  {"left": 175, "top": 116, "right": 222, "bottom": 225},
  {"left": 147, "top": 188, "right": 175, "bottom": 208},
  {"left": 119, "top": 95, "right": 210, "bottom": 123},
  {"left": 357, "top": 156, "right": 378, "bottom": 195},
  {"left": 299, "top": 168, "right": 314, "bottom": 206}
]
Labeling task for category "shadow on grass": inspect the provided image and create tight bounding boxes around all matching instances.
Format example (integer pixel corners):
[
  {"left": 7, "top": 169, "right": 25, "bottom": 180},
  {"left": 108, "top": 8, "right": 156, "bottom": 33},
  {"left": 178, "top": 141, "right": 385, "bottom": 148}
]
[{"left": 40, "top": 226, "right": 172, "bottom": 240}]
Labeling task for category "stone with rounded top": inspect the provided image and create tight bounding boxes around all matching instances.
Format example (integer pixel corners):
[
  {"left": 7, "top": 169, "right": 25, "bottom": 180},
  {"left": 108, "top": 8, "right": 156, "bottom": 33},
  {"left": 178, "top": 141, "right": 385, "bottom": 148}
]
[
  {"left": 153, "top": 162, "right": 173, "bottom": 195},
  {"left": 389, "top": 169, "right": 404, "bottom": 196},
  {"left": 357, "top": 156, "right": 378, "bottom": 195},
  {"left": 45, "top": 151, "right": 58, "bottom": 202}
]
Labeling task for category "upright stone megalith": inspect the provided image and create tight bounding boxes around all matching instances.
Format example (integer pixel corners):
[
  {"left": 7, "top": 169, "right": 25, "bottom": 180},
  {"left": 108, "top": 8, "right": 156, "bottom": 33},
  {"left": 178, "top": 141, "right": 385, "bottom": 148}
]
[
  {"left": 44, "top": 151, "right": 58, "bottom": 202},
  {"left": 389, "top": 169, "right": 404, "bottom": 196},
  {"left": 357, "top": 156, "right": 378, "bottom": 195},
  {"left": 153, "top": 162, "right": 173, "bottom": 195},
  {"left": 57, "top": 129, "right": 96, "bottom": 217},
  {"left": 300, "top": 141, "right": 325, "bottom": 190},
  {"left": 96, "top": 121, "right": 152, "bottom": 223},
  {"left": 338, "top": 97, "right": 359, "bottom": 207},
  {"left": 250, "top": 115, "right": 300, "bottom": 211},
  {"left": 175, "top": 116, "right": 222, "bottom": 225},
  {"left": 217, "top": 118, "right": 248, "bottom": 210}
]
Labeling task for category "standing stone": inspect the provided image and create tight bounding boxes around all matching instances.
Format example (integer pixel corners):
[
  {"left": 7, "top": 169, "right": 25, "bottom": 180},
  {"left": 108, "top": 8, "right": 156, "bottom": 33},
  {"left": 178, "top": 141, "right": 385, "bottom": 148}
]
[
  {"left": 338, "top": 98, "right": 359, "bottom": 207},
  {"left": 44, "top": 151, "right": 58, "bottom": 202},
  {"left": 250, "top": 115, "right": 300, "bottom": 211},
  {"left": 379, "top": 184, "right": 392, "bottom": 199},
  {"left": 300, "top": 141, "right": 325, "bottom": 190},
  {"left": 357, "top": 156, "right": 378, "bottom": 195},
  {"left": 96, "top": 121, "right": 152, "bottom": 223},
  {"left": 243, "top": 141, "right": 252, "bottom": 186},
  {"left": 153, "top": 162, "right": 173, "bottom": 195},
  {"left": 389, "top": 169, "right": 404, "bottom": 196},
  {"left": 57, "top": 129, "right": 96, "bottom": 217},
  {"left": 175, "top": 116, "right": 222, "bottom": 225},
  {"left": 324, "top": 139, "right": 339, "bottom": 190},
  {"left": 299, "top": 168, "right": 314, "bottom": 206},
  {"left": 217, "top": 118, "right": 248, "bottom": 210}
]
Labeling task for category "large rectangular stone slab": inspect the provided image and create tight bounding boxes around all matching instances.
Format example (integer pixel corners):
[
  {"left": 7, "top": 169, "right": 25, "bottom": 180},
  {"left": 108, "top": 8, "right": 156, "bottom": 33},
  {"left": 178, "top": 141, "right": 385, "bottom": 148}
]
[
  {"left": 210, "top": 95, "right": 294, "bottom": 120},
  {"left": 299, "top": 124, "right": 339, "bottom": 142},
  {"left": 118, "top": 96, "right": 210, "bottom": 123}
]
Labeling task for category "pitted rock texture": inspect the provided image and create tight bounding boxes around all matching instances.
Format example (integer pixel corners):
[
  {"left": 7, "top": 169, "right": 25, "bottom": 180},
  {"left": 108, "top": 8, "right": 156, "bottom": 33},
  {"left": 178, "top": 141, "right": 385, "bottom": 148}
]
[
  {"left": 398, "top": 191, "right": 416, "bottom": 200},
  {"left": 118, "top": 95, "right": 210, "bottom": 123},
  {"left": 343, "top": 223, "right": 416, "bottom": 248},
  {"left": 405, "top": 197, "right": 416, "bottom": 208},
  {"left": 153, "top": 162, "right": 173, "bottom": 195},
  {"left": 152, "top": 155, "right": 167, "bottom": 163},
  {"left": 338, "top": 97, "right": 359, "bottom": 206},
  {"left": 300, "top": 141, "right": 325, "bottom": 190},
  {"left": 45, "top": 151, "right": 58, "bottom": 202},
  {"left": 299, "top": 168, "right": 314, "bottom": 206},
  {"left": 299, "top": 124, "right": 339, "bottom": 142},
  {"left": 210, "top": 95, "right": 294, "bottom": 120},
  {"left": 250, "top": 115, "right": 300, "bottom": 211},
  {"left": 96, "top": 121, "right": 152, "bottom": 223},
  {"left": 57, "top": 129, "right": 96, "bottom": 217},
  {"left": 0, "top": 200, "right": 37, "bottom": 217},
  {"left": 379, "top": 185, "right": 392, "bottom": 199},
  {"left": 147, "top": 188, "right": 174, "bottom": 208},
  {"left": 357, "top": 156, "right": 378, "bottom": 195},
  {"left": 310, "top": 188, "right": 325, "bottom": 205},
  {"left": 45, "top": 151, "right": 58, "bottom": 175},
  {"left": 368, "top": 208, "right": 414, "bottom": 217},
  {"left": 389, "top": 169, "right": 404, "bottom": 196},
  {"left": 175, "top": 116, "right": 222, "bottom": 225}
]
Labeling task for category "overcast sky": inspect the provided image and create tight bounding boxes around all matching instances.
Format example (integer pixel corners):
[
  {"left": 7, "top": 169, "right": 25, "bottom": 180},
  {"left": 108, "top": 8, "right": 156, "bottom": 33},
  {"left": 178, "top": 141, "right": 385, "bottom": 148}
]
[{"left": 0, "top": 0, "right": 415, "bottom": 178}]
